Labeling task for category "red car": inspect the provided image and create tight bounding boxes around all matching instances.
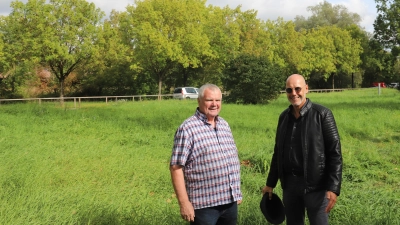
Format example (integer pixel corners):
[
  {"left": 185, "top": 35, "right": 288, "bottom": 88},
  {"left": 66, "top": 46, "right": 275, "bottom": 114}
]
[{"left": 372, "top": 82, "right": 386, "bottom": 88}]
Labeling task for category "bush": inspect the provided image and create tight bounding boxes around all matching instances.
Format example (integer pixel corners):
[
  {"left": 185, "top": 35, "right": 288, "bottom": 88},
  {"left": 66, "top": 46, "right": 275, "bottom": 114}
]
[{"left": 222, "top": 54, "right": 285, "bottom": 104}]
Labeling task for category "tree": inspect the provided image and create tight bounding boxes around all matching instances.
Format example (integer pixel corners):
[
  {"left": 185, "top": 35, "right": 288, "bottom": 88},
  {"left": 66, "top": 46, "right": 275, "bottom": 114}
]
[
  {"left": 374, "top": 0, "right": 400, "bottom": 85},
  {"left": 304, "top": 26, "right": 362, "bottom": 89},
  {"left": 3, "top": 0, "right": 105, "bottom": 99},
  {"left": 200, "top": 5, "right": 272, "bottom": 87},
  {"left": 265, "top": 19, "right": 304, "bottom": 75},
  {"left": 123, "top": 0, "right": 213, "bottom": 98},
  {"left": 374, "top": 0, "right": 400, "bottom": 52},
  {"left": 0, "top": 14, "right": 37, "bottom": 98},
  {"left": 76, "top": 10, "right": 155, "bottom": 96},
  {"left": 222, "top": 54, "right": 284, "bottom": 104},
  {"left": 0, "top": 29, "right": 5, "bottom": 72},
  {"left": 300, "top": 27, "right": 336, "bottom": 80},
  {"left": 0, "top": 24, "right": 6, "bottom": 85},
  {"left": 199, "top": 6, "right": 247, "bottom": 86},
  {"left": 235, "top": 9, "right": 271, "bottom": 58},
  {"left": 361, "top": 38, "right": 394, "bottom": 86},
  {"left": 346, "top": 25, "right": 381, "bottom": 87},
  {"left": 294, "top": 0, "right": 361, "bottom": 31}
]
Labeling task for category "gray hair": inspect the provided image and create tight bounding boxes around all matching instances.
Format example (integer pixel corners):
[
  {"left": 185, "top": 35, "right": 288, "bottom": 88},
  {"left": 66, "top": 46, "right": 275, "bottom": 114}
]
[{"left": 198, "top": 84, "right": 221, "bottom": 99}]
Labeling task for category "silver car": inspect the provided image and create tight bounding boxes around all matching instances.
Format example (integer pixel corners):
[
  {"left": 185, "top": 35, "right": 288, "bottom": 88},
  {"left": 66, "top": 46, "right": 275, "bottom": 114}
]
[{"left": 173, "top": 87, "right": 198, "bottom": 99}]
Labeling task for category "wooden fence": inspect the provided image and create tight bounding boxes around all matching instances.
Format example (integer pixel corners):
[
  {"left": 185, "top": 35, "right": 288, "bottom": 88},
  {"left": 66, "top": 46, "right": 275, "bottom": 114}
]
[
  {"left": 279, "top": 89, "right": 345, "bottom": 93},
  {"left": 0, "top": 94, "right": 175, "bottom": 108},
  {"left": 0, "top": 89, "right": 347, "bottom": 108}
]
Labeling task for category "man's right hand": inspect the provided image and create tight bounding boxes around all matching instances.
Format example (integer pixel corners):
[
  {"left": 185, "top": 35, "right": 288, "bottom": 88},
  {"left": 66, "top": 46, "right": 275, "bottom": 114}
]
[
  {"left": 180, "top": 201, "right": 195, "bottom": 222},
  {"left": 261, "top": 186, "right": 274, "bottom": 200}
]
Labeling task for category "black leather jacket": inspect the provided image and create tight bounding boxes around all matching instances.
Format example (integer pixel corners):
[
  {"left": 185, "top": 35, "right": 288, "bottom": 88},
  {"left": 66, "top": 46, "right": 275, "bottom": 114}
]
[{"left": 266, "top": 99, "right": 342, "bottom": 196}]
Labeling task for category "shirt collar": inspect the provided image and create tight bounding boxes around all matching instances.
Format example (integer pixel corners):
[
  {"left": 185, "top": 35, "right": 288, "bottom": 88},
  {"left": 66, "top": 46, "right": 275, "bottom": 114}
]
[
  {"left": 288, "top": 98, "right": 311, "bottom": 117},
  {"left": 195, "top": 107, "right": 219, "bottom": 124}
]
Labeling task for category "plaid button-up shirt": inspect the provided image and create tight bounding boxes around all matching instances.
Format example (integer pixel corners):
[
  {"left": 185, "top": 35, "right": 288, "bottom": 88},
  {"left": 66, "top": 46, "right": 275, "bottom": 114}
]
[{"left": 170, "top": 108, "right": 242, "bottom": 209}]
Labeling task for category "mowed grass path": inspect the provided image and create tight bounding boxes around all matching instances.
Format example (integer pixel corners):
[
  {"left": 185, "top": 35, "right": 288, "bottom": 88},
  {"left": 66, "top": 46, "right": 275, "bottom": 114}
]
[{"left": 0, "top": 88, "right": 399, "bottom": 224}]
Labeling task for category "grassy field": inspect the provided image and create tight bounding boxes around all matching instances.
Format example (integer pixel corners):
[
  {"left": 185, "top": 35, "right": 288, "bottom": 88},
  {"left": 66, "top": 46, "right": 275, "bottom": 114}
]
[{"left": 0, "top": 88, "right": 399, "bottom": 224}]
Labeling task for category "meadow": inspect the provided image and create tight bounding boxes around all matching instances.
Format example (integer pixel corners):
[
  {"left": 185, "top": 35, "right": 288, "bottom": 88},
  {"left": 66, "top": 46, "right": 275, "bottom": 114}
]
[{"left": 0, "top": 88, "right": 399, "bottom": 225}]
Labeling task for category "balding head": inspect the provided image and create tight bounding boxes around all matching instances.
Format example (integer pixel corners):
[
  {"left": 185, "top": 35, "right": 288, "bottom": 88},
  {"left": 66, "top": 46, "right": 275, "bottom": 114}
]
[
  {"left": 286, "top": 74, "right": 306, "bottom": 86},
  {"left": 285, "top": 74, "right": 308, "bottom": 109}
]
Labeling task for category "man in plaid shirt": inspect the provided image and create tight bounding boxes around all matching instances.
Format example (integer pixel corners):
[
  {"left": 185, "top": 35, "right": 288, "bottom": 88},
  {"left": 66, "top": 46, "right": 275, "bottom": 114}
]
[{"left": 170, "top": 84, "right": 242, "bottom": 225}]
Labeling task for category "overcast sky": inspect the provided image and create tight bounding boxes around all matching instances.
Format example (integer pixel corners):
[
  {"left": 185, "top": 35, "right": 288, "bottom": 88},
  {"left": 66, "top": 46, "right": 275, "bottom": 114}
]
[{"left": 0, "top": 0, "right": 378, "bottom": 32}]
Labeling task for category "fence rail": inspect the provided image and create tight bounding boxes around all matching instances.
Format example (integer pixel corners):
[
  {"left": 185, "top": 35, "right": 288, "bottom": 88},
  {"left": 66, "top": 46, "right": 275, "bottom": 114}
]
[
  {"left": 279, "top": 89, "right": 345, "bottom": 93},
  {"left": 0, "top": 94, "right": 175, "bottom": 108},
  {"left": 0, "top": 89, "right": 347, "bottom": 107}
]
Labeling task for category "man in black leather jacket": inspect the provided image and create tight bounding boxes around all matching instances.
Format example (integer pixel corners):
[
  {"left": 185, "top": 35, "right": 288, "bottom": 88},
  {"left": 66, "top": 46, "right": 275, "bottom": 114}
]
[{"left": 262, "top": 74, "right": 342, "bottom": 225}]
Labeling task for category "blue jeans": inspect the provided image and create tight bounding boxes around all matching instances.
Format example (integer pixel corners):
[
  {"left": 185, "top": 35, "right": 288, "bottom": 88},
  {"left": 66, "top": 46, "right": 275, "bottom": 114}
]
[
  {"left": 283, "top": 175, "right": 329, "bottom": 225},
  {"left": 190, "top": 202, "right": 238, "bottom": 225}
]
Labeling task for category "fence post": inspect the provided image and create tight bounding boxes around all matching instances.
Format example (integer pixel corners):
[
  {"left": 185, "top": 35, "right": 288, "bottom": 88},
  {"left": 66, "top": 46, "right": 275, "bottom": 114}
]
[{"left": 378, "top": 83, "right": 381, "bottom": 95}]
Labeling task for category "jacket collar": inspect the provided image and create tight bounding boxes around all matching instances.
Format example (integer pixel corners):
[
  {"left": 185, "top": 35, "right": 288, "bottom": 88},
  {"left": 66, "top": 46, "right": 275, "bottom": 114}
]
[{"left": 288, "top": 98, "right": 312, "bottom": 117}]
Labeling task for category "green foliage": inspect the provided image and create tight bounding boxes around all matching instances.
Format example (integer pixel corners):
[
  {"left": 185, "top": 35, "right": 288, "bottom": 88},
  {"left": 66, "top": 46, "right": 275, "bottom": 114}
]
[
  {"left": 123, "top": 0, "right": 212, "bottom": 96},
  {"left": 374, "top": 0, "right": 400, "bottom": 50},
  {"left": 0, "top": 31, "right": 5, "bottom": 72},
  {"left": 75, "top": 11, "right": 156, "bottom": 96},
  {"left": 374, "top": 0, "right": 400, "bottom": 84},
  {"left": 302, "top": 26, "right": 362, "bottom": 88},
  {"left": 362, "top": 39, "right": 396, "bottom": 86},
  {"left": 0, "top": 61, "right": 37, "bottom": 98},
  {"left": 265, "top": 19, "right": 303, "bottom": 73},
  {"left": 222, "top": 54, "right": 285, "bottom": 104},
  {"left": 1, "top": 0, "right": 400, "bottom": 97},
  {"left": 3, "top": 0, "right": 105, "bottom": 97}
]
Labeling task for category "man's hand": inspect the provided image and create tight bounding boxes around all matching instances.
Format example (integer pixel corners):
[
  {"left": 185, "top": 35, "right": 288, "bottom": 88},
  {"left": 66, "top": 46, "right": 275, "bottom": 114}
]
[
  {"left": 261, "top": 186, "right": 274, "bottom": 200},
  {"left": 325, "top": 191, "right": 337, "bottom": 213},
  {"left": 179, "top": 200, "right": 195, "bottom": 222},
  {"left": 170, "top": 165, "right": 195, "bottom": 222}
]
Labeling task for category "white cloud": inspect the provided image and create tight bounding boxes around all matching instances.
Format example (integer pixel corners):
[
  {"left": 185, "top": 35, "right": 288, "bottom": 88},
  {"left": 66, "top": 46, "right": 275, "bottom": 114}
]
[{"left": 87, "top": 0, "right": 134, "bottom": 14}]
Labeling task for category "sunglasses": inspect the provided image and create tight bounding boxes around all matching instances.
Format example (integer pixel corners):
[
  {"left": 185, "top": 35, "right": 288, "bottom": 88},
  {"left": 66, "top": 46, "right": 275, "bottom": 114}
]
[{"left": 285, "top": 87, "right": 302, "bottom": 93}]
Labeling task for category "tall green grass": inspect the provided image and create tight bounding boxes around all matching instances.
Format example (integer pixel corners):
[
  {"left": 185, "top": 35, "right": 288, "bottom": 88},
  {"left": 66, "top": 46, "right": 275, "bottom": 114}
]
[{"left": 0, "top": 88, "right": 399, "bottom": 224}]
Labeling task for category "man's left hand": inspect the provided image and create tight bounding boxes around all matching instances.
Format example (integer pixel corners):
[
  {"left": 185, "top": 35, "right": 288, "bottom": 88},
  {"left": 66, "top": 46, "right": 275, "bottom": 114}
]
[{"left": 325, "top": 191, "right": 337, "bottom": 213}]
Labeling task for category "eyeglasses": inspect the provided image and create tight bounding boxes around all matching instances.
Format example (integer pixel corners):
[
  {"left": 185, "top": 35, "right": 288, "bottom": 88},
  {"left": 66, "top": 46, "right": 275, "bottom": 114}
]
[{"left": 285, "top": 87, "right": 302, "bottom": 93}]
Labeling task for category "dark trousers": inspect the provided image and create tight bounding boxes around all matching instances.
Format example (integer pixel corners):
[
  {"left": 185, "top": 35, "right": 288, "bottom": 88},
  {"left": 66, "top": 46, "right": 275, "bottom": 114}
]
[
  {"left": 190, "top": 202, "right": 238, "bottom": 225},
  {"left": 283, "top": 175, "right": 329, "bottom": 225}
]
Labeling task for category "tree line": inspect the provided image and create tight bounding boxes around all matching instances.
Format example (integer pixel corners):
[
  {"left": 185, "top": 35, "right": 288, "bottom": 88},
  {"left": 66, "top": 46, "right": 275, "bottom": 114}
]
[{"left": 0, "top": 0, "right": 399, "bottom": 104}]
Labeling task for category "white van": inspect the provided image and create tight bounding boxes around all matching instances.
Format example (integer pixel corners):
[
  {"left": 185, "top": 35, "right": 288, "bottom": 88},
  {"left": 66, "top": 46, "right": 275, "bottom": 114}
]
[
  {"left": 389, "top": 83, "right": 399, "bottom": 88},
  {"left": 173, "top": 87, "right": 198, "bottom": 99}
]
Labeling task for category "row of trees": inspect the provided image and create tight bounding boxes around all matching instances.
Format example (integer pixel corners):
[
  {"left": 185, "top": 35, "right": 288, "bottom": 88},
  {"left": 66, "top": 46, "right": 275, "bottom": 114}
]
[{"left": 0, "top": 0, "right": 399, "bottom": 103}]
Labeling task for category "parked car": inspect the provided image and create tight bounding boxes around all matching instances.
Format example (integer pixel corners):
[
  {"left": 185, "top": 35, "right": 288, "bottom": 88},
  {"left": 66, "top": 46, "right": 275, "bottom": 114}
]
[
  {"left": 173, "top": 87, "right": 198, "bottom": 99},
  {"left": 388, "top": 83, "right": 399, "bottom": 88}
]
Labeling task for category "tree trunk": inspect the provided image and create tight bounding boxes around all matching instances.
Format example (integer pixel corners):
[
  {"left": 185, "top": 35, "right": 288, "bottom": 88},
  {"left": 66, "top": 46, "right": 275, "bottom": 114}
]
[
  {"left": 158, "top": 76, "right": 162, "bottom": 101},
  {"left": 60, "top": 79, "right": 65, "bottom": 105}
]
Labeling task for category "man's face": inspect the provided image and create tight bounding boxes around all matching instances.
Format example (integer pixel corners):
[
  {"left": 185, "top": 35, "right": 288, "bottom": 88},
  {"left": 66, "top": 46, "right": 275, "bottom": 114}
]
[
  {"left": 198, "top": 88, "right": 222, "bottom": 121},
  {"left": 286, "top": 77, "right": 308, "bottom": 107}
]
